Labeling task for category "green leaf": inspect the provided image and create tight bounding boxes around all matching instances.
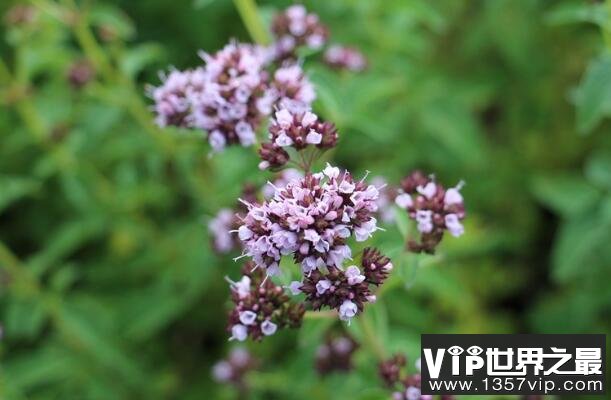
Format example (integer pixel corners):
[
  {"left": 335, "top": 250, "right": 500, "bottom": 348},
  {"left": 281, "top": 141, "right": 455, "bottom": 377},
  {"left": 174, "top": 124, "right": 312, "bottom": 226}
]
[
  {"left": 575, "top": 54, "right": 611, "bottom": 134},
  {"left": 552, "top": 213, "right": 611, "bottom": 282},
  {"left": 57, "top": 303, "right": 147, "bottom": 387},
  {"left": 28, "top": 217, "right": 108, "bottom": 276},
  {"left": 3, "top": 345, "right": 76, "bottom": 391},
  {"left": 419, "top": 98, "right": 486, "bottom": 168},
  {"left": 89, "top": 5, "right": 135, "bottom": 40},
  {"left": 120, "top": 43, "right": 165, "bottom": 79},
  {"left": 4, "top": 299, "right": 47, "bottom": 339},
  {"left": 0, "top": 175, "right": 41, "bottom": 213},
  {"left": 545, "top": 2, "right": 607, "bottom": 27},
  {"left": 585, "top": 151, "right": 611, "bottom": 189},
  {"left": 193, "top": 0, "right": 219, "bottom": 8},
  {"left": 394, "top": 205, "right": 410, "bottom": 240},
  {"left": 531, "top": 174, "right": 600, "bottom": 216}
]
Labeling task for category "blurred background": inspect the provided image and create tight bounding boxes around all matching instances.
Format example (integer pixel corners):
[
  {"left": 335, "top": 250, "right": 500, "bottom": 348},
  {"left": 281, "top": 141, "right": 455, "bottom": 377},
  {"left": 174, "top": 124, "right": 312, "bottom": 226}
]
[{"left": 0, "top": 0, "right": 610, "bottom": 399}]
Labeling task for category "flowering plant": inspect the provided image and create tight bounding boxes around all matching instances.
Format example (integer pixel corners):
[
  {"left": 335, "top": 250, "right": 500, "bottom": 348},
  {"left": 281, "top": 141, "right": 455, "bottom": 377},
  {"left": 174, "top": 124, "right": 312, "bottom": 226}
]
[{"left": 149, "top": 3, "right": 466, "bottom": 397}]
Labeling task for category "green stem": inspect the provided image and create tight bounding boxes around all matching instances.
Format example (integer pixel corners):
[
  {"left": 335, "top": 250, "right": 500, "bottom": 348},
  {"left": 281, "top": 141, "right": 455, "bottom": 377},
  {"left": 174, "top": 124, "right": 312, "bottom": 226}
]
[
  {"left": 357, "top": 314, "right": 386, "bottom": 361},
  {"left": 233, "top": 0, "right": 271, "bottom": 45},
  {"left": 0, "top": 57, "right": 47, "bottom": 139},
  {"left": 37, "top": 0, "right": 175, "bottom": 153},
  {"left": 304, "top": 310, "right": 336, "bottom": 319},
  {"left": 604, "top": 0, "right": 611, "bottom": 49},
  {"left": 0, "top": 57, "right": 12, "bottom": 84}
]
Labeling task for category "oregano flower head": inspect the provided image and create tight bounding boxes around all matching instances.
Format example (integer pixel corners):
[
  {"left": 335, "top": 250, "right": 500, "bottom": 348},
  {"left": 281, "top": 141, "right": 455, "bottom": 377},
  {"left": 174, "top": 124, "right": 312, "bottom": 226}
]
[
  {"left": 237, "top": 164, "right": 379, "bottom": 278},
  {"left": 324, "top": 45, "right": 367, "bottom": 72},
  {"left": 395, "top": 171, "right": 466, "bottom": 253},
  {"left": 192, "top": 42, "right": 271, "bottom": 151},
  {"left": 271, "top": 5, "right": 329, "bottom": 61},
  {"left": 149, "top": 68, "right": 206, "bottom": 128},
  {"left": 296, "top": 247, "right": 392, "bottom": 323},
  {"left": 227, "top": 262, "right": 304, "bottom": 342},
  {"left": 259, "top": 108, "right": 338, "bottom": 170}
]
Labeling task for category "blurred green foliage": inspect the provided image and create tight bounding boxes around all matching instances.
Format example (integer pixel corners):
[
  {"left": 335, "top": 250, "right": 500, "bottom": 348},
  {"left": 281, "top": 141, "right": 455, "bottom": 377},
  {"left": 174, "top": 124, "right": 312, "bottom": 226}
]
[{"left": 0, "top": 0, "right": 610, "bottom": 399}]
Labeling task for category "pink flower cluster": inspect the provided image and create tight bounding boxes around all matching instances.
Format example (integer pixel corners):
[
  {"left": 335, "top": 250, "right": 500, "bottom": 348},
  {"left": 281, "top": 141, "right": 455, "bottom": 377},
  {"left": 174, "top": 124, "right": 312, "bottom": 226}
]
[
  {"left": 212, "top": 347, "right": 257, "bottom": 385},
  {"left": 150, "top": 68, "right": 206, "bottom": 128},
  {"left": 208, "top": 184, "right": 258, "bottom": 254},
  {"left": 150, "top": 42, "right": 318, "bottom": 152},
  {"left": 193, "top": 42, "right": 270, "bottom": 151},
  {"left": 379, "top": 354, "right": 442, "bottom": 400},
  {"left": 294, "top": 247, "right": 393, "bottom": 323},
  {"left": 227, "top": 262, "right": 304, "bottom": 342},
  {"left": 324, "top": 45, "right": 367, "bottom": 72},
  {"left": 371, "top": 176, "right": 399, "bottom": 224},
  {"left": 262, "top": 168, "right": 303, "bottom": 199},
  {"left": 259, "top": 108, "right": 338, "bottom": 170},
  {"left": 315, "top": 334, "right": 359, "bottom": 374},
  {"left": 208, "top": 208, "right": 235, "bottom": 253},
  {"left": 237, "top": 164, "right": 379, "bottom": 278},
  {"left": 271, "top": 4, "right": 329, "bottom": 61},
  {"left": 266, "top": 64, "right": 316, "bottom": 114},
  {"left": 395, "top": 171, "right": 466, "bottom": 253}
]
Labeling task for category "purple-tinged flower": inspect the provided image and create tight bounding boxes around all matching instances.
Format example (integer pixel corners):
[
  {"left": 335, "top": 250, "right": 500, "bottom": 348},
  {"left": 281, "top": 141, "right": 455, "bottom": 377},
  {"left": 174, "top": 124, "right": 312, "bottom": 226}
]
[
  {"left": 371, "top": 176, "right": 399, "bottom": 223},
  {"left": 338, "top": 300, "right": 358, "bottom": 321},
  {"left": 212, "top": 360, "right": 232, "bottom": 382},
  {"left": 239, "top": 310, "right": 257, "bottom": 325},
  {"left": 395, "top": 193, "right": 413, "bottom": 209},
  {"left": 261, "top": 320, "right": 278, "bottom": 336},
  {"left": 191, "top": 42, "right": 271, "bottom": 151},
  {"left": 267, "top": 64, "right": 316, "bottom": 113},
  {"left": 300, "top": 247, "right": 392, "bottom": 323},
  {"left": 361, "top": 247, "right": 393, "bottom": 285},
  {"left": 315, "top": 334, "right": 359, "bottom": 374},
  {"left": 395, "top": 171, "right": 466, "bottom": 254},
  {"left": 259, "top": 108, "right": 338, "bottom": 170},
  {"left": 149, "top": 68, "right": 206, "bottom": 128},
  {"left": 345, "top": 265, "right": 365, "bottom": 285},
  {"left": 212, "top": 347, "right": 258, "bottom": 386},
  {"left": 262, "top": 168, "right": 303, "bottom": 199},
  {"left": 209, "top": 209, "right": 235, "bottom": 253},
  {"left": 405, "top": 387, "right": 422, "bottom": 400},
  {"left": 444, "top": 214, "right": 464, "bottom": 237},
  {"left": 379, "top": 353, "right": 438, "bottom": 400},
  {"left": 287, "top": 280, "right": 303, "bottom": 295},
  {"left": 67, "top": 60, "right": 95, "bottom": 89},
  {"left": 226, "top": 262, "right": 304, "bottom": 341},
  {"left": 237, "top": 166, "right": 379, "bottom": 277},
  {"left": 209, "top": 184, "right": 259, "bottom": 254},
  {"left": 271, "top": 5, "right": 329, "bottom": 61},
  {"left": 230, "top": 324, "right": 248, "bottom": 341},
  {"left": 324, "top": 45, "right": 367, "bottom": 72},
  {"left": 258, "top": 143, "right": 290, "bottom": 170},
  {"left": 379, "top": 353, "right": 407, "bottom": 388},
  {"left": 316, "top": 279, "right": 332, "bottom": 295}
]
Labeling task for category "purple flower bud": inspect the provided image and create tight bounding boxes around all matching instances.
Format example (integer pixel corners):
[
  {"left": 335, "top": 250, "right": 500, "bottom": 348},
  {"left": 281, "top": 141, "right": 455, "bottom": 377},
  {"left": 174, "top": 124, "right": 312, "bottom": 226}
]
[
  {"left": 345, "top": 266, "right": 365, "bottom": 285},
  {"left": 287, "top": 281, "right": 303, "bottom": 295},
  {"left": 261, "top": 320, "right": 278, "bottom": 336},
  {"left": 396, "top": 172, "right": 467, "bottom": 253},
  {"left": 316, "top": 279, "right": 332, "bottom": 295},
  {"left": 444, "top": 214, "right": 464, "bottom": 237},
  {"left": 212, "top": 360, "right": 233, "bottom": 382},
  {"left": 395, "top": 193, "right": 413, "bottom": 209},
  {"left": 271, "top": 5, "right": 329, "bottom": 61},
  {"left": 324, "top": 45, "right": 368, "bottom": 72},
  {"left": 416, "top": 182, "right": 437, "bottom": 199},
  {"left": 239, "top": 310, "right": 257, "bottom": 325},
  {"left": 230, "top": 324, "right": 248, "bottom": 341},
  {"left": 339, "top": 300, "right": 358, "bottom": 321},
  {"left": 405, "top": 387, "right": 421, "bottom": 400}
]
